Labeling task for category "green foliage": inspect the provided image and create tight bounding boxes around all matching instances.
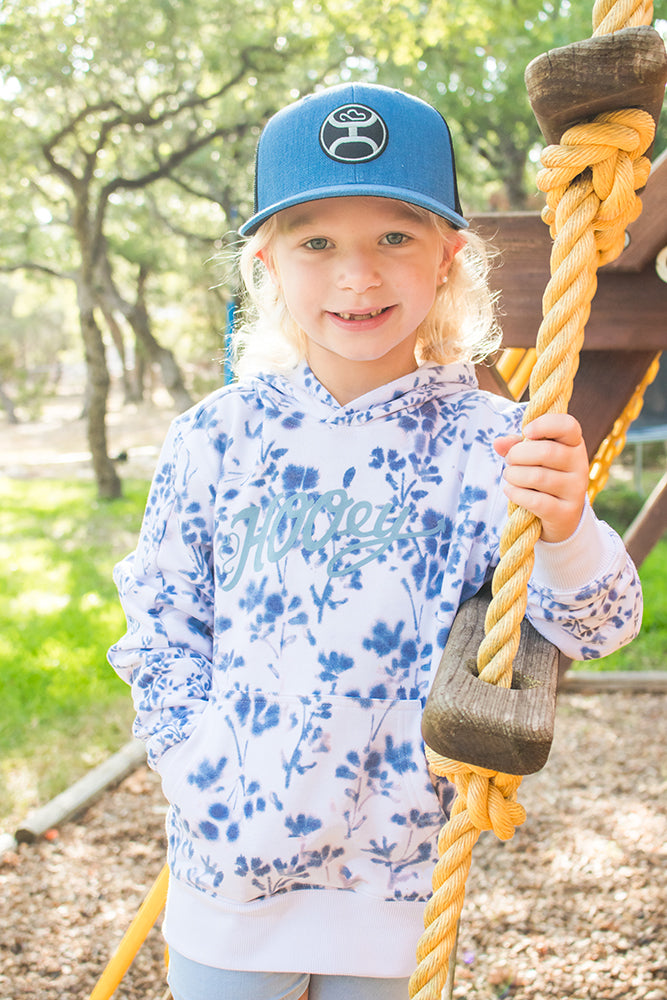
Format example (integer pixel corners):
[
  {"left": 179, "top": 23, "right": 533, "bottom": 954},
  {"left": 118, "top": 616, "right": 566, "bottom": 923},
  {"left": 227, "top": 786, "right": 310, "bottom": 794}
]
[
  {"left": 3, "top": 0, "right": 664, "bottom": 368},
  {"left": 0, "top": 477, "right": 149, "bottom": 827},
  {"left": 0, "top": 277, "right": 76, "bottom": 419},
  {"left": 592, "top": 479, "right": 645, "bottom": 535}
]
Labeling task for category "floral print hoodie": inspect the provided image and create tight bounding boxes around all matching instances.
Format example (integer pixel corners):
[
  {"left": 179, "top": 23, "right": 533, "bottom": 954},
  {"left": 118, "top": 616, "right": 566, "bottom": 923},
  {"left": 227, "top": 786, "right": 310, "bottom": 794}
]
[{"left": 109, "top": 361, "right": 641, "bottom": 977}]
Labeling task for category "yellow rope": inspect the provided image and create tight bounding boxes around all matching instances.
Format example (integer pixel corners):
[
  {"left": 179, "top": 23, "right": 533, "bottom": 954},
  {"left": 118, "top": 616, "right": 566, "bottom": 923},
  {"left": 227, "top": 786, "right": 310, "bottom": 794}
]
[
  {"left": 89, "top": 863, "right": 169, "bottom": 1000},
  {"left": 592, "top": 0, "right": 654, "bottom": 34},
  {"left": 588, "top": 353, "right": 662, "bottom": 501},
  {"left": 411, "top": 3, "right": 657, "bottom": 996}
]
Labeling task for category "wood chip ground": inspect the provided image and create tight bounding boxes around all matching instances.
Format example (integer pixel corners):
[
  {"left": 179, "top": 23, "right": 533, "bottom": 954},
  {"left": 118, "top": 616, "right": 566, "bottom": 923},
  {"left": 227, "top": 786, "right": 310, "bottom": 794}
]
[{"left": 1, "top": 691, "right": 665, "bottom": 1000}]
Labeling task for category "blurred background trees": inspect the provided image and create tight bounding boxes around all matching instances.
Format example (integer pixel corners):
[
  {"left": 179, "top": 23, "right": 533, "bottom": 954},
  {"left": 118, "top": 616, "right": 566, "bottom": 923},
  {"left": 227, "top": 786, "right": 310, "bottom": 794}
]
[{"left": 1, "top": 0, "right": 665, "bottom": 495}]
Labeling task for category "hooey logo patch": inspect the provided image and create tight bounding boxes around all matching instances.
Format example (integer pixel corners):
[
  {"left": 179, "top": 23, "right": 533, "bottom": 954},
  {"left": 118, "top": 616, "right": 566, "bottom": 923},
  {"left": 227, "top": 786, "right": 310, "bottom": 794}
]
[{"left": 319, "top": 103, "right": 388, "bottom": 163}]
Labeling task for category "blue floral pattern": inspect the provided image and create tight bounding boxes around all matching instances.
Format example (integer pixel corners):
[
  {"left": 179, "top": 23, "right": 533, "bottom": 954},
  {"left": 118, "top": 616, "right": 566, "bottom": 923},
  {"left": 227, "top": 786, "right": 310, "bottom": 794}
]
[{"left": 109, "top": 361, "right": 642, "bottom": 910}]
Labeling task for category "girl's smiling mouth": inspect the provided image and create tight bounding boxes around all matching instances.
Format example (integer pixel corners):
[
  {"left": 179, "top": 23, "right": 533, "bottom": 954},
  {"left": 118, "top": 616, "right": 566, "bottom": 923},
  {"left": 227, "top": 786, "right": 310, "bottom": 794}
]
[{"left": 331, "top": 307, "right": 392, "bottom": 322}]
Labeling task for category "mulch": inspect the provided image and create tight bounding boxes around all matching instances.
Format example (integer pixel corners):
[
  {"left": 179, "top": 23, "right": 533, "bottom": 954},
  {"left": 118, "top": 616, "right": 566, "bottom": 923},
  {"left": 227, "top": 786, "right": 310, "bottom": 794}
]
[{"left": 1, "top": 690, "right": 666, "bottom": 1000}]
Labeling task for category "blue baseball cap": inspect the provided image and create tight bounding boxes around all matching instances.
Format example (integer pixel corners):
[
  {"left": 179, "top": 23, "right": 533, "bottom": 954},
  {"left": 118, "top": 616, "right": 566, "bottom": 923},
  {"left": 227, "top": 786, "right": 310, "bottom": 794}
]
[{"left": 239, "top": 82, "right": 468, "bottom": 236}]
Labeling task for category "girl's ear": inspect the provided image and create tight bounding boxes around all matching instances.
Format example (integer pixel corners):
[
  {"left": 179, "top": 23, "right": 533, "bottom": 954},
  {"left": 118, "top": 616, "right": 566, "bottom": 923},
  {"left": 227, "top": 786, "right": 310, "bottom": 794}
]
[
  {"left": 256, "top": 247, "right": 278, "bottom": 284},
  {"left": 438, "top": 231, "right": 466, "bottom": 284}
]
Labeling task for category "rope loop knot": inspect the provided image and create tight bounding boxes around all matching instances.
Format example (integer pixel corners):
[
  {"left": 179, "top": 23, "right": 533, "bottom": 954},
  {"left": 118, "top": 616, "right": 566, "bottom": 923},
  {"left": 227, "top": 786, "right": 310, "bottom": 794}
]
[
  {"left": 408, "top": 753, "right": 527, "bottom": 999},
  {"left": 426, "top": 749, "right": 526, "bottom": 842},
  {"left": 537, "top": 108, "right": 655, "bottom": 264}
]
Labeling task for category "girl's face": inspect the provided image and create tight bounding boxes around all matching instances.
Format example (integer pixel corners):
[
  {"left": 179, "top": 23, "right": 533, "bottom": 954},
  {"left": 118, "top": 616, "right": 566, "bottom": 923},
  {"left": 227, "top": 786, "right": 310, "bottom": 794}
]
[{"left": 259, "top": 197, "right": 463, "bottom": 404}]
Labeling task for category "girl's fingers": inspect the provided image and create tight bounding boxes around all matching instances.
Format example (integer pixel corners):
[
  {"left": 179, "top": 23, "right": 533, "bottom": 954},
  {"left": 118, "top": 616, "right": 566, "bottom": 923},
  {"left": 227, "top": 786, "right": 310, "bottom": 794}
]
[
  {"left": 495, "top": 414, "right": 589, "bottom": 542},
  {"left": 522, "top": 413, "right": 584, "bottom": 448}
]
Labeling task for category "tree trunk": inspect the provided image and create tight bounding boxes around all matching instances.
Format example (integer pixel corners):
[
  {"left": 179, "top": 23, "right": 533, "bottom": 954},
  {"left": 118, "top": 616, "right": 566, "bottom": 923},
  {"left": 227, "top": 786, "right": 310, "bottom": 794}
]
[
  {"left": 100, "top": 305, "right": 141, "bottom": 404},
  {"left": 0, "top": 380, "right": 19, "bottom": 424},
  {"left": 95, "top": 252, "right": 193, "bottom": 413},
  {"left": 128, "top": 268, "right": 193, "bottom": 412},
  {"left": 133, "top": 335, "right": 148, "bottom": 402},
  {"left": 77, "top": 281, "right": 121, "bottom": 499}
]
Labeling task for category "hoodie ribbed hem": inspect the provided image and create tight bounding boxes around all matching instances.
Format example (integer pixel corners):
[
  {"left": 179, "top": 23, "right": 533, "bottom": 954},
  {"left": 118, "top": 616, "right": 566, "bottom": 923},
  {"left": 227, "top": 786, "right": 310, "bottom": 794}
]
[{"left": 164, "top": 876, "right": 425, "bottom": 977}]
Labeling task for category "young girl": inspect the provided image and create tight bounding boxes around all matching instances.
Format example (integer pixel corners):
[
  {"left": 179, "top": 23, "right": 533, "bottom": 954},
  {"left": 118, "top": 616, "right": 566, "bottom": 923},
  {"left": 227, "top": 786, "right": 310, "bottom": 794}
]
[{"left": 108, "top": 83, "right": 642, "bottom": 1000}]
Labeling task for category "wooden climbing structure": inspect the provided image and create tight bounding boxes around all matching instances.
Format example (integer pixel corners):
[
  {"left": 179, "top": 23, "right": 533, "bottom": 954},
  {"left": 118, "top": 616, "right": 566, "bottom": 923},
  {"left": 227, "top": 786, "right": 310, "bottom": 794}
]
[{"left": 475, "top": 147, "right": 667, "bottom": 572}]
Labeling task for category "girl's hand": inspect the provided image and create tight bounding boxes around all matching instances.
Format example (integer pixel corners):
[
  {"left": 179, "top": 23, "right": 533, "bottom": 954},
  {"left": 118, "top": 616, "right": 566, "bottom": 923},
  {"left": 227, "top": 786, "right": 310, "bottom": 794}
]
[{"left": 494, "top": 413, "right": 590, "bottom": 543}]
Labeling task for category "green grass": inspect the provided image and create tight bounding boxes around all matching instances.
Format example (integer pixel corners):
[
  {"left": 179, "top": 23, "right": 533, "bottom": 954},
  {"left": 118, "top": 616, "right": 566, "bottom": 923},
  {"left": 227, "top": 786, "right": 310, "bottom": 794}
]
[
  {"left": 0, "top": 477, "right": 150, "bottom": 830},
  {"left": 572, "top": 474, "right": 667, "bottom": 672}
]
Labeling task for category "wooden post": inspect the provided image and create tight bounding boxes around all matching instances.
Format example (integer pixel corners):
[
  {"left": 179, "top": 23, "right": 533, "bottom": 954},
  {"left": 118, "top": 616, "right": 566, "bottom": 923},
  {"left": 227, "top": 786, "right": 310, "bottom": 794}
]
[
  {"left": 623, "top": 470, "right": 667, "bottom": 568},
  {"left": 525, "top": 27, "right": 667, "bottom": 147}
]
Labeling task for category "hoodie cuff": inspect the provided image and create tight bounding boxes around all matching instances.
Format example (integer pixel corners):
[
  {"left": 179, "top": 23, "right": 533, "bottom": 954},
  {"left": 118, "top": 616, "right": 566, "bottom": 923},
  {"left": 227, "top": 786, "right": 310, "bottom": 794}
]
[{"left": 532, "top": 502, "right": 617, "bottom": 594}]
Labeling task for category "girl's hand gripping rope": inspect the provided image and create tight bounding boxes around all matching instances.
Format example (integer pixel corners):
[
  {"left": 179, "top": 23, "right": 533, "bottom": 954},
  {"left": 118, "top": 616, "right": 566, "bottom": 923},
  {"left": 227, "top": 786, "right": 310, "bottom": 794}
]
[{"left": 494, "top": 413, "right": 590, "bottom": 543}]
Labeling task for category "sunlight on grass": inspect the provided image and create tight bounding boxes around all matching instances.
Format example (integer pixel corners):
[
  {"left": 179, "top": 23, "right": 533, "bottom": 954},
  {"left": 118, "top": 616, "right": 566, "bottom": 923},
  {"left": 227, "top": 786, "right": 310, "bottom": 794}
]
[
  {"left": 0, "top": 477, "right": 149, "bottom": 831},
  {"left": 571, "top": 475, "right": 667, "bottom": 672}
]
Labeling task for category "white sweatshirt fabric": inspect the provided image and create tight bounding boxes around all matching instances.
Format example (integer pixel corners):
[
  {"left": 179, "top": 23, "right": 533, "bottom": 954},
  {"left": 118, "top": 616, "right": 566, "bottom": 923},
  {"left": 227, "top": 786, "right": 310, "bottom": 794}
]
[{"left": 109, "top": 361, "right": 642, "bottom": 977}]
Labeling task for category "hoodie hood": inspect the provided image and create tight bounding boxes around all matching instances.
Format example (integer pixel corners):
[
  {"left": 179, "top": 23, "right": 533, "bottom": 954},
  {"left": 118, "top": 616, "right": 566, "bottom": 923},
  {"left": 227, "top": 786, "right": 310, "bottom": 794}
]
[{"left": 253, "top": 360, "right": 480, "bottom": 426}]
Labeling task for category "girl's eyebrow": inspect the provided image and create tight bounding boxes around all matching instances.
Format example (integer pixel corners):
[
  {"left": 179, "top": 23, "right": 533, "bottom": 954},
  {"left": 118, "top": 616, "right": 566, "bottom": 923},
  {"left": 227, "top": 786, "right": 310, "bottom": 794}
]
[
  {"left": 280, "top": 210, "right": 319, "bottom": 233},
  {"left": 280, "top": 200, "right": 428, "bottom": 234}
]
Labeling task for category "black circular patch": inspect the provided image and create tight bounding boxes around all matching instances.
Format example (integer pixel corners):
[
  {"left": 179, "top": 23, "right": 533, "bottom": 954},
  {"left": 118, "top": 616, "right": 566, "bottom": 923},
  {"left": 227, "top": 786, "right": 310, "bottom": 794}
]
[{"left": 319, "top": 103, "right": 388, "bottom": 163}]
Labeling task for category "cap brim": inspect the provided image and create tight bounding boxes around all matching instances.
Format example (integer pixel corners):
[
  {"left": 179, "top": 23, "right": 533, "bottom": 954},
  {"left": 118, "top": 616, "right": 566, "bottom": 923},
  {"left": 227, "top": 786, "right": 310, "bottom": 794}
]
[{"left": 239, "top": 185, "right": 468, "bottom": 236}]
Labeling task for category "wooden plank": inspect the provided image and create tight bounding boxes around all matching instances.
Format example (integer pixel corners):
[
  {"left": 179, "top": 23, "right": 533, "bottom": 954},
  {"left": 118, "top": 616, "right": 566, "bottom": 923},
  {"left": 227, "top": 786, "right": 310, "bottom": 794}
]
[
  {"left": 623, "top": 471, "right": 667, "bottom": 567},
  {"left": 524, "top": 27, "right": 667, "bottom": 147},
  {"left": 568, "top": 350, "right": 659, "bottom": 460},
  {"left": 422, "top": 584, "right": 559, "bottom": 775},
  {"left": 15, "top": 739, "right": 146, "bottom": 843},
  {"left": 0, "top": 833, "right": 18, "bottom": 860},
  {"left": 470, "top": 214, "right": 667, "bottom": 352},
  {"left": 581, "top": 269, "right": 667, "bottom": 352},
  {"left": 560, "top": 671, "right": 667, "bottom": 693}
]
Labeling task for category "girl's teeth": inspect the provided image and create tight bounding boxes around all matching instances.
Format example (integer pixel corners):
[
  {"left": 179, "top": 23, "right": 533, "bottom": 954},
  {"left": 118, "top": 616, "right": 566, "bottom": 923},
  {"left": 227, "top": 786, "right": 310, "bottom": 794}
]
[{"left": 337, "top": 308, "right": 384, "bottom": 320}]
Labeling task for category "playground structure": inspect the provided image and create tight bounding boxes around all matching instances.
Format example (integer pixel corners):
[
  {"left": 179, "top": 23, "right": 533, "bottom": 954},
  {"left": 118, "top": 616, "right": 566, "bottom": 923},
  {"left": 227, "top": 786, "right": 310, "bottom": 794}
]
[
  {"left": 88, "top": 6, "right": 667, "bottom": 999},
  {"left": 475, "top": 146, "right": 667, "bottom": 574}
]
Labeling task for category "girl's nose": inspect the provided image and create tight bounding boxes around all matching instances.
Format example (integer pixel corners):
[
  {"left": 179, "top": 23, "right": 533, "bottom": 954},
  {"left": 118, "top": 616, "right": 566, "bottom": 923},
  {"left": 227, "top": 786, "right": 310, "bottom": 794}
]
[{"left": 336, "top": 252, "right": 382, "bottom": 294}]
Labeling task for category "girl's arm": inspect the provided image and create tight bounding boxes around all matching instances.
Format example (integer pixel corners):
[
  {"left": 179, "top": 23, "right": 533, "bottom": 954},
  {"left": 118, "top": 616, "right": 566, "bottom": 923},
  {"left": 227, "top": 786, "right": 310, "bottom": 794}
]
[
  {"left": 494, "top": 413, "right": 643, "bottom": 659},
  {"left": 108, "top": 419, "right": 218, "bottom": 769}
]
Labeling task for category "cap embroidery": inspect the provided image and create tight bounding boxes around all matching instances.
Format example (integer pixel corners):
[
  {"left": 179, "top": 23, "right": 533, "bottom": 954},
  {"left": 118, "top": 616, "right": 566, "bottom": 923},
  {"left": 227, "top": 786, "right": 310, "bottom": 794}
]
[{"left": 319, "top": 103, "right": 388, "bottom": 163}]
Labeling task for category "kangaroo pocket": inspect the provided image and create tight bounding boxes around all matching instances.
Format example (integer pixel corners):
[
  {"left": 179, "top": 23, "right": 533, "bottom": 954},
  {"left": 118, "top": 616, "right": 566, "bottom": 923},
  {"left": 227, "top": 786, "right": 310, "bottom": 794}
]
[{"left": 164, "top": 689, "right": 445, "bottom": 903}]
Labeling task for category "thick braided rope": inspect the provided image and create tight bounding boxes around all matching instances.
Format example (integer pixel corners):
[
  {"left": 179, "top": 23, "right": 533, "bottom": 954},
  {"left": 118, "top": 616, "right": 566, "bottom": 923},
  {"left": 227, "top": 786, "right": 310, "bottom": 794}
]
[
  {"left": 411, "top": 5, "right": 656, "bottom": 997},
  {"left": 588, "top": 353, "right": 661, "bottom": 501},
  {"left": 592, "top": 0, "right": 653, "bottom": 34}
]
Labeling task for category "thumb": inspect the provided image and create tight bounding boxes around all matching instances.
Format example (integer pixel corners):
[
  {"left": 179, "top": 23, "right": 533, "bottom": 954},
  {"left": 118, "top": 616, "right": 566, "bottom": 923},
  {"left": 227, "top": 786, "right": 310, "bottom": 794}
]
[{"left": 494, "top": 433, "right": 522, "bottom": 458}]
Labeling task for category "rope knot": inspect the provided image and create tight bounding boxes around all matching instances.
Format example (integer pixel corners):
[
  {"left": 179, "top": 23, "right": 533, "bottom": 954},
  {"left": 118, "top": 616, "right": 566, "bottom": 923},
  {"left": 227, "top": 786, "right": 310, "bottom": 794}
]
[
  {"left": 426, "top": 750, "right": 526, "bottom": 842},
  {"left": 536, "top": 108, "right": 655, "bottom": 265}
]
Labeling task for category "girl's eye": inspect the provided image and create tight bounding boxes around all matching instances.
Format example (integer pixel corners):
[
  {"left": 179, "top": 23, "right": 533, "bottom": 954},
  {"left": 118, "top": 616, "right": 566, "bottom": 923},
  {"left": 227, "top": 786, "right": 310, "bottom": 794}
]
[
  {"left": 304, "top": 237, "right": 330, "bottom": 250},
  {"left": 383, "top": 232, "right": 409, "bottom": 246}
]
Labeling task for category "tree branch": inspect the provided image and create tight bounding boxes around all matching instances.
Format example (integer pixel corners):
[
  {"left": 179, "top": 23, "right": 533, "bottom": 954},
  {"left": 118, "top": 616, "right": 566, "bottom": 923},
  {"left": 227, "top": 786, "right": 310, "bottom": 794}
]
[
  {"left": 144, "top": 192, "right": 222, "bottom": 245},
  {"left": 0, "top": 261, "right": 74, "bottom": 280}
]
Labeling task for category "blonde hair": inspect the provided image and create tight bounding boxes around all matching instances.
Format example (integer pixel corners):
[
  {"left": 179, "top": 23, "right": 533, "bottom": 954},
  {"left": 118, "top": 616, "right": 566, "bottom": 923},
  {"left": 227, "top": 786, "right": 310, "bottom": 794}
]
[{"left": 232, "top": 202, "right": 502, "bottom": 379}]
